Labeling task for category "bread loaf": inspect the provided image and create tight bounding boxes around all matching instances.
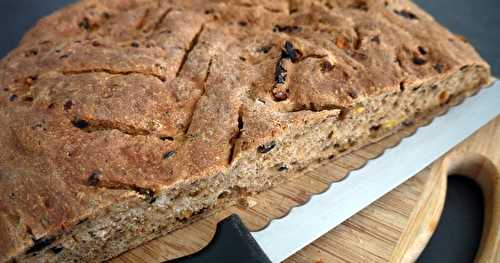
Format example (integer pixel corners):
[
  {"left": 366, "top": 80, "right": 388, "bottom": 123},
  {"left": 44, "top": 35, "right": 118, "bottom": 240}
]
[{"left": 0, "top": 0, "right": 490, "bottom": 262}]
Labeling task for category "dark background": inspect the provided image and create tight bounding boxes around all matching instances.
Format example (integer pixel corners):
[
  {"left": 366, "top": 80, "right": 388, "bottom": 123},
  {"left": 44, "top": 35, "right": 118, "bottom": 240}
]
[{"left": 0, "top": 1, "right": 497, "bottom": 262}]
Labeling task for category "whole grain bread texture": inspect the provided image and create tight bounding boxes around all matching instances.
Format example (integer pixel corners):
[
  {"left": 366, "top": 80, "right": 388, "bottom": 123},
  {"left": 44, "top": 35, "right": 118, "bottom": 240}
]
[{"left": 0, "top": 0, "right": 490, "bottom": 262}]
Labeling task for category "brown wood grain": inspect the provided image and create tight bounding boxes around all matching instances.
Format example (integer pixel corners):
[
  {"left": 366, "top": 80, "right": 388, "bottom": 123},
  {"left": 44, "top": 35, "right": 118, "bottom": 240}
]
[{"left": 112, "top": 117, "right": 499, "bottom": 263}]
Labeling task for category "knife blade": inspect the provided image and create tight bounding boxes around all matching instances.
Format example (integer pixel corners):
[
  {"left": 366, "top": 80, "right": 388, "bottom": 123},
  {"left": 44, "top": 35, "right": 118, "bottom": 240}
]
[{"left": 170, "top": 80, "right": 500, "bottom": 263}]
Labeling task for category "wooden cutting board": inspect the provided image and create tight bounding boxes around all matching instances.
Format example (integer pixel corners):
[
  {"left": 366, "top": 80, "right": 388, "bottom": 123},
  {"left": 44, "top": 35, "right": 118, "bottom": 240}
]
[{"left": 112, "top": 116, "right": 500, "bottom": 263}]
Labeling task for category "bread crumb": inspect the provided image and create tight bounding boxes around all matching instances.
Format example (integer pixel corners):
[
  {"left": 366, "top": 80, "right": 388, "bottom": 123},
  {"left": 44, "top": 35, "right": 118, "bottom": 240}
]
[{"left": 247, "top": 197, "right": 258, "bottom": 208}]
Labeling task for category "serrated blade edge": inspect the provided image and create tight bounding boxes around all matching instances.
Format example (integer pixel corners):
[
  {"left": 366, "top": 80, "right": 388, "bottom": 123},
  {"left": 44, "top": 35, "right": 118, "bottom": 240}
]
[{"left": 251, "top": 81, "right": 500, "bottom": 263}]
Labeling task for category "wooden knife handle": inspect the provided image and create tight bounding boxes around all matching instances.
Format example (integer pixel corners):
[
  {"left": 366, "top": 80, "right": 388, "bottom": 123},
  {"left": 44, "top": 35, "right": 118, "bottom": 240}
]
[{"left": 391, "top": 152, "right": 500, "bottom": 262}]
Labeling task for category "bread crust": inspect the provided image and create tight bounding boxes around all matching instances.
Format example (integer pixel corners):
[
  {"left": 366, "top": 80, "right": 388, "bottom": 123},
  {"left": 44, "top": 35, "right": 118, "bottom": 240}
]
[{"left": 0, "top": 0, "right": 490, "bottom": 261}]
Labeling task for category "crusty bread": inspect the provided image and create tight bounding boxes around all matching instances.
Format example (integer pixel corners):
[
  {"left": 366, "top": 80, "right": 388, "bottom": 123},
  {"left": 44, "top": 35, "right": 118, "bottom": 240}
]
[{"left": 0, "top": 0, "right": 490, "bottom": 262}]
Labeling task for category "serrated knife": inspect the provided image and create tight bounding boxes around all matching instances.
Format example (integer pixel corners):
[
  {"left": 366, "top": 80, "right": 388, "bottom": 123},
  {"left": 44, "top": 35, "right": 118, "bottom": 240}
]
[{"left": 169, "top": 80, "right": 500, "bottom": 263}]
